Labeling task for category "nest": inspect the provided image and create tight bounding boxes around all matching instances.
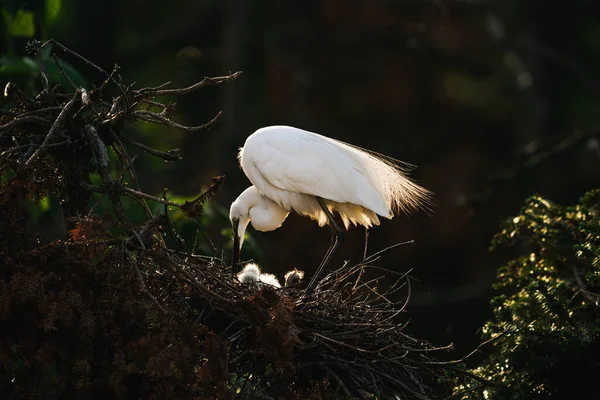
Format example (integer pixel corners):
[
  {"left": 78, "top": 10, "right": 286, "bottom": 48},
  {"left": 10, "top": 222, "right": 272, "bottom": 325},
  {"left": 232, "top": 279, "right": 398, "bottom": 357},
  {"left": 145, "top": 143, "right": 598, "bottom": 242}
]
[
  {"left": 0, "top": 40, "right": 448, "bottom": 399},
  {"left": 228, "top": 260, "right": 447, "bottom": 399}
]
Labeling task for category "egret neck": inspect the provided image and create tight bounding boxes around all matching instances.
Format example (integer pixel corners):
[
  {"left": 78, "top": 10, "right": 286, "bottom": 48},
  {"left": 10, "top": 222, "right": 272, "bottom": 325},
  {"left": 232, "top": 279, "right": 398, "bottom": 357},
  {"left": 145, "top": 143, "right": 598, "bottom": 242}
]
[{"left": 229, "top": 186, "right": 289, "bottom": 274}]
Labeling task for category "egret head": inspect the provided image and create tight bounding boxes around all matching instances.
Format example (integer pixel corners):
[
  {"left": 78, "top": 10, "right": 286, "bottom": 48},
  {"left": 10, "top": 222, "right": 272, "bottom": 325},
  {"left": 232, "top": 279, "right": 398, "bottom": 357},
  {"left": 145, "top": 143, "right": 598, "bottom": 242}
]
[{"left": 229, "top": 195, "right": 251, "bottom": 273}]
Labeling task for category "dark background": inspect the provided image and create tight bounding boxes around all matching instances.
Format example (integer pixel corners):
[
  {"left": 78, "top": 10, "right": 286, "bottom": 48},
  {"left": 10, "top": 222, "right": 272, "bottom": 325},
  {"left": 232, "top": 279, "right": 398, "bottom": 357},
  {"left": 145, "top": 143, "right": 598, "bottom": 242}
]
[{"left": 4, "top": 0, "right": 600, "bottom": 359}]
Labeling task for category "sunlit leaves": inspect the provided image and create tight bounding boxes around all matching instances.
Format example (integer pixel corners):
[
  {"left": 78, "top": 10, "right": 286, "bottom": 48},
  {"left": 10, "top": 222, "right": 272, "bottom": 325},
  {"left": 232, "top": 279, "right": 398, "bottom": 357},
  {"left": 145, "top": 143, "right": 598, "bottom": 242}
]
[{"left": 449, "top": 190, "right": 600, "bottom": 399}]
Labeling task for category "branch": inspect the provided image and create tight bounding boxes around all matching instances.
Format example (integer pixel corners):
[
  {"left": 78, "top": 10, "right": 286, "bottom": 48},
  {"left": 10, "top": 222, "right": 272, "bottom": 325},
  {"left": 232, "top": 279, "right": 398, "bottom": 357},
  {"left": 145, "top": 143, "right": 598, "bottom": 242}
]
[
  {"left": 30, "top": 41, "right": 50, "bottom": 95},
  {"left": 120, "top": 135, "right": 182, "bottom": 161},
  {"left": 133, "top": 110, "right": 222, "bottom": 132},
  {"left": 362, "top": 240, "right": 415, "bottom": 264},
  {"left": 43, "top": 39, "right": 112, "bottom": 83},
  {"left": 125, "top": 249, "right": 173, "bottom": 315},
  {"left": 42, "top": 39, "right": 130, "bottom": 106},
  {"left": 0, "top": 116, "right": 52, "bottom": 138},
  {"left": 85, "top": 177, "right": 224, "bottom": 214},
  {"left": 52, "top": 53, "right": 77, "bottom": 90},
  {"left": 25, "top": 90, "right": 82, "bottom": 166},
  {"left": 427, "top": 331, "right": 505, "bottom": 366},
  {"left": 133, "top": 71, "right": 242, "bottom": 97},
  {"left": 96, "top": 64, "right": 120, "bottom": 93}
]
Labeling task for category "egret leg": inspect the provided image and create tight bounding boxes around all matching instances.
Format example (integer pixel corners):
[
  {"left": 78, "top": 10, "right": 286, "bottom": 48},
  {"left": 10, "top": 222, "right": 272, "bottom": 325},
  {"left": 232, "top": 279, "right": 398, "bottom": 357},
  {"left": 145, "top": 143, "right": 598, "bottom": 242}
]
[{"left": 303, "top": 197, "right": 345, "bottom": 297}]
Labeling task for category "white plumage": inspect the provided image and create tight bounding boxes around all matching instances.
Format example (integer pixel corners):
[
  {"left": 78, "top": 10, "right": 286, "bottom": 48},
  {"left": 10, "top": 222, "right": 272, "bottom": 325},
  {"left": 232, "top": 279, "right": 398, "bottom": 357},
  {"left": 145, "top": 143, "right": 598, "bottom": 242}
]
[
  {"left": 230, "top": 125, "right": 431, "bottom": 296},
  {"left": 237, "top": 263, "right": 282, "bottom": 288},
  {"left": 256, "top": 272, "right": 282, "bottom": 289},
  {"left": 284, "top": 268, "right": 305, "bottom": 287}
]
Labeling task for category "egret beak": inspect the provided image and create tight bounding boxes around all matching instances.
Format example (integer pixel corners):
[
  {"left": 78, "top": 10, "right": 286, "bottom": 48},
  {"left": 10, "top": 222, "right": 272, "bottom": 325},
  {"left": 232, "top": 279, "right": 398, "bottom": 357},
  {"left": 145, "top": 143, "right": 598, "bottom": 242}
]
[{"left": 231, "top": 218, "right": 240, "bottom": 275}]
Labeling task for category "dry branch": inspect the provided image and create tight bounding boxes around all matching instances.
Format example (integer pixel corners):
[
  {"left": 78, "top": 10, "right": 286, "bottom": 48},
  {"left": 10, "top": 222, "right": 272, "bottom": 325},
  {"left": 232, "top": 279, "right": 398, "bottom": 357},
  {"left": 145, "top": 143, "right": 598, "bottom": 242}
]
[
  {"left": 133, "top": 71, "right": 242, "bottom": 97},
  {"left": 25, "top": 89, "right": 82, "bottom": 165}
]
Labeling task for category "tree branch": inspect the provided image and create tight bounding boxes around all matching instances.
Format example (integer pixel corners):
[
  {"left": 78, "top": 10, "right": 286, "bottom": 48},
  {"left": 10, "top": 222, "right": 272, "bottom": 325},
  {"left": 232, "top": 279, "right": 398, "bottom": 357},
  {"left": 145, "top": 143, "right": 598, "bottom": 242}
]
[
  {"left": 25, "top": 90, "right": 82, "bottom": 166},
  {"left": 133, "top": 71, "right": 242, "bottom": 97}
]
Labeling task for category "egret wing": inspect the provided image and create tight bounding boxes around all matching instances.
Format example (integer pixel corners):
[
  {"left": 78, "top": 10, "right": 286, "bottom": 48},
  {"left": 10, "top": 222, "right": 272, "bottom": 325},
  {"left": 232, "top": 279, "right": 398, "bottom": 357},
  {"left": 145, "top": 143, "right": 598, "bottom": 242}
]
[{"left": 241, "top": 126, "right": 390, "bottom": 216}]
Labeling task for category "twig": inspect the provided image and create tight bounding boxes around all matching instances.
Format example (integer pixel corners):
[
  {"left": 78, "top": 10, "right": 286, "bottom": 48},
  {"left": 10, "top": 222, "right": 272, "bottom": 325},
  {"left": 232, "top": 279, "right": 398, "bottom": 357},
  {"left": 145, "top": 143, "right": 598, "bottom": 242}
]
[
  {"left": 363, "top": 229, "right": 369, "bottom": 260},
  {"left": 428, "top": 331, "right": 505, "bottom": 366},
  {"left": 381, "top": 276, "right": 412, "bottom": 323},
  {"left": 85, "top": 181, "right": 220, "bottom": 213},
  {"left": 43, "top": 39, "right": 112, "bottom": 83},
  {"left": 83, "top": 124, "right": 130, "bottom": 224},
  {"left": 109, "top": 132, "right": 168, "bottom": 248},
  {"left": 2, "top": 139, "right": 74, "bottom": 156},
  {"left": 97, "top": 64, "right": 120, "bottom": 93},
  {"left": 120, "top": 135, "right": 181, "bottom": 161},
  {"left": 324, "top": 367, "right": 352, "bottom": 398},
  {"left": 127, "top": 250, "right": 172, "bottom": 315},
  {"left": 0, "top": 116, "right": 52, "bottom": 137},
  {"left": 32, "top": 41, "right": 50, "bottom": 95},
  {"left": 25, "top": 90, "right": 82, "bottom": 166},
  {"left": 42, "top": 39, "right": 129, "bottom": 106},
  {"left": 362, "top": 240, "right": 415, "bottom": 264},
  {"left": 312, "top": 332, "right": 374, "bottom": 354},
  {"left": 138, "top": 99, "right": 173, "bottom": 110},
  {"left": 134, "top": 71, "right": 242, "bottom": 97},
  {"left": 52, "top": 53, "right": 77, "bottom": 90},
  {"left": 571, "top": 264, "right": 599, "bottom": 304},
  {"left": 133, "top": 110, "right": 222, "bottom": 132}
]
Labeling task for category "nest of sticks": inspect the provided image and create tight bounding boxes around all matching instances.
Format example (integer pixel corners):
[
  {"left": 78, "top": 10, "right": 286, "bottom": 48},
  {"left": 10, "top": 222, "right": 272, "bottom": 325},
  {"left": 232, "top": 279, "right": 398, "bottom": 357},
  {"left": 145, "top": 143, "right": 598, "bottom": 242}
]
[{"left": 0, "top": 41, "right": 449, "bottom": 399}]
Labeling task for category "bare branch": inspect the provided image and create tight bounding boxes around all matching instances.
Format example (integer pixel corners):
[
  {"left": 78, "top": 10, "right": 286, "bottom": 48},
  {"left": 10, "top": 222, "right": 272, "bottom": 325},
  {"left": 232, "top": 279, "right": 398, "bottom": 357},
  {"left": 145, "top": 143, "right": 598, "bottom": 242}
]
[
  {"left": 133, "top": 71, "right": 242, "bottom": 97},
  {"left": 133, "top": 110, "right": 222, "bottom": 132},
  {"left": 52, "top": 53, "right": 78, "bottom": 90},
  {"left": 0, "top": 116, "right": 52, "bottom": 138},
  {"left": 42, "top": 39, "right": 130, "bottom": 106},
  {"left": 120, "top": 135, "right": 182, "bottom": 161},
  {"left": 30, "top": 41, "right": 50, "bottom": 95},
  {"left": 25, "top": 90, "right": 82, "bottom": 166}
]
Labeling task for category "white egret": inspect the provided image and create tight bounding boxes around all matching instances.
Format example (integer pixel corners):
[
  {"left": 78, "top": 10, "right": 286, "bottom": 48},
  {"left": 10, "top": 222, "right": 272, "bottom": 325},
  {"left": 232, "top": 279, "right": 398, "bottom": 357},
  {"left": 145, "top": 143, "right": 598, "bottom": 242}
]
[
  {"left": 230, "top": 125, "right": 431, "bottom": 296},
  {"left": 237, "top": 263, "right": 282, "bottom": 288}
]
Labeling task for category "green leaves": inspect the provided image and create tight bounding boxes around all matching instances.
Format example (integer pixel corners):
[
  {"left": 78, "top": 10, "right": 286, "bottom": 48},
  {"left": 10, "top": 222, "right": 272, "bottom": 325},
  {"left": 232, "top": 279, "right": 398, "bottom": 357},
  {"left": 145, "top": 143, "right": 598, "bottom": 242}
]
[
  {"left": 2, "top": 8, "right": 36, "bottom": 38},
  {"left": 1, "top": 0, "right": 63, "bottom": 37},
  {"left": 448, "top": 189, "right": 600, "bottom": 399},
  {"left": 1, "top": 1, "right": 80, "bottom": 97}
]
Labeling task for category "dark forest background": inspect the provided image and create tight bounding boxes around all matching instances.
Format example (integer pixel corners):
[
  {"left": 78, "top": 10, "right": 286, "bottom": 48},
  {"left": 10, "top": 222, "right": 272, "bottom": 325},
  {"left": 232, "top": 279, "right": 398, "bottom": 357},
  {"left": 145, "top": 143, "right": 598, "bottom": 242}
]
[{"left": 2, "top": 0, "right": 600, "bottom": 362}]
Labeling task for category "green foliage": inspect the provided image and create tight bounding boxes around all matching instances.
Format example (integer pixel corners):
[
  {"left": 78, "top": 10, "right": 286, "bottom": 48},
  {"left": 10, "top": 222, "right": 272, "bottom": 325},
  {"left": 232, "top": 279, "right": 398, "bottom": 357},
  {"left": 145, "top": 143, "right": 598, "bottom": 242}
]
[
  {"left": 448, "top": 190, "right": 600, "bottom": 399},
  {"left": 1, "top": 1, "right": 81, "bottom": 96},
  {"left": 0, "top": 46, "right": 89, "bottom": 97},
  {"left": 1, "top": 0, "right": 63, "bottom": 38},
  {"left": 2, "top": 9, "right": 36, "bottom": 37},
  {"left": 45, "top": 0, "right": 62, "bottom": 26}
]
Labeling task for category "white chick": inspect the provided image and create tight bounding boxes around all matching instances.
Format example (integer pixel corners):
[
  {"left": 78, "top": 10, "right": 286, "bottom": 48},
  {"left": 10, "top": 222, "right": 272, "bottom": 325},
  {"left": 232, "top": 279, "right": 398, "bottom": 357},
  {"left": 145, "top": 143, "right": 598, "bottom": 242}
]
[
  {"left": 237, "top": 263, "right": 281, "bottom": 288},
  {"left": 258, "top": 273, "right": 281, "bottom": 288},
  {"left": 237, "top": 263, "right": 260, "bottom": 284},
  {"left": 284, "top": 269, "right": 305, "bottom": 287}
]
